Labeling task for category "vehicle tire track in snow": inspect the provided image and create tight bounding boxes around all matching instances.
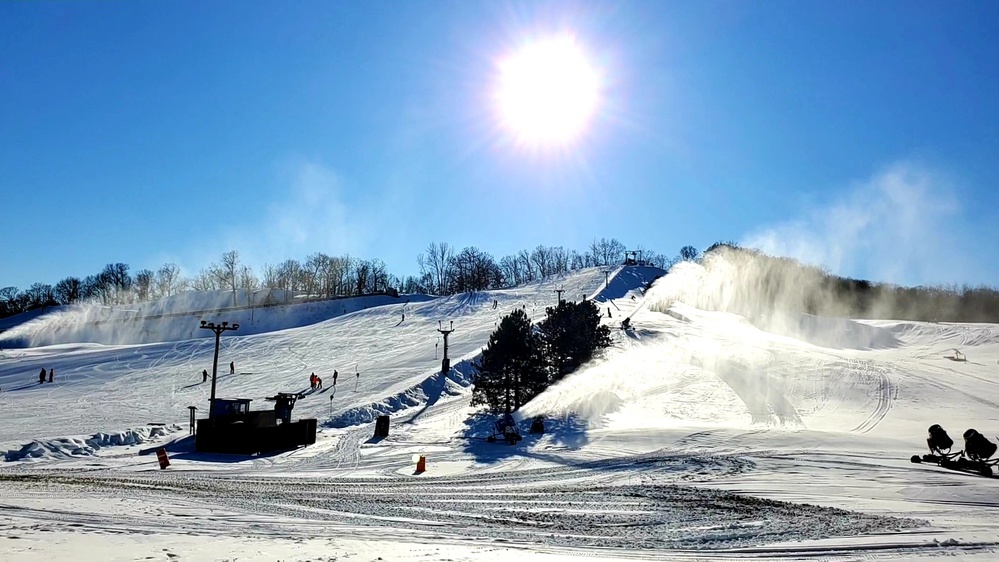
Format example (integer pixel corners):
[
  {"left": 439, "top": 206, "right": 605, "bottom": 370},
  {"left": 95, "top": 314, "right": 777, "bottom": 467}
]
[{"left": 0, "top": 456, "right": 923, "bottom": 556}]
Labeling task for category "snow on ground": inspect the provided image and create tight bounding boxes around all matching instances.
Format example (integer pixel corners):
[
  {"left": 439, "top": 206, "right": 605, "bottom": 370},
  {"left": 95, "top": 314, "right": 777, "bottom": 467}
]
[{"left": 2, "top": 265, "right": 999, "bottom": 561}]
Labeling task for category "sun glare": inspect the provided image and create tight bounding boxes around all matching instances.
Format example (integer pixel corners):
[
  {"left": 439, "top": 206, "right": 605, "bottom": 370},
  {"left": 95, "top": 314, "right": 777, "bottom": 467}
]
[{"left": 494, "top": 35, "right": 600, "bottom": 148}]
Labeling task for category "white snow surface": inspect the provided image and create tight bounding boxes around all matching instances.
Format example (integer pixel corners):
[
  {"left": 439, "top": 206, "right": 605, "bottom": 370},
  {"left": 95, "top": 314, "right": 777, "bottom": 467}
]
[{"left": 2, "top": 265, "right": 999, "bottom": 561}]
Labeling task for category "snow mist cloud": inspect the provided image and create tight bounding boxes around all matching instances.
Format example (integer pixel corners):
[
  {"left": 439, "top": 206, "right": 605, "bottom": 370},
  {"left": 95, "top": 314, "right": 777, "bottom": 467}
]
[
  {"left": 742, "top": 162, "right": 965, "bottom": 287},
  {"left": 233, "top": 160, "right": 375, "bottom": 267}
]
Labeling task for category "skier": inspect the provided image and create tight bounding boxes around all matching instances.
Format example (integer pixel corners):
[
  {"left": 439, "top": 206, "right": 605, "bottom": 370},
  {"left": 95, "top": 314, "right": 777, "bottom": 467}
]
[
  {"left": 316, "top": 376, "right": 323, "bottom": 390},
  {"left": 229, "top": 361, "right": 235, "bottom": 374},
  {"left": 203, "top": 369, "right": 209, "bottom": 383},
  {"left": 332, "top": 370, "right": 338, "bottom": 386},
  {"left": 48, "top": 368, "right": 53, "bottom": 383},
  {"left": 39, "top": 368, "right": 46, "bottom": 384},
  {"left": 310, "top": 373, "right": 317, "bottom": 390}
]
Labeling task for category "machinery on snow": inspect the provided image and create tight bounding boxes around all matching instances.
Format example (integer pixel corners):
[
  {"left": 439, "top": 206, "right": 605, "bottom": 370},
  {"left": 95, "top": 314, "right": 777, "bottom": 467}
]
[
  {"left": 911, "top": 424, "right": 999, "bottom": 477},
  {"left": 487, "top": 413, "right": 523, "bottom": 445}
]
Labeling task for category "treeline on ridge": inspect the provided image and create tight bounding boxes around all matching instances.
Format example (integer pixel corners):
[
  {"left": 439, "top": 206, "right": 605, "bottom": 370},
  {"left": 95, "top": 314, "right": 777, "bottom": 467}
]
[
  {"left": 698, "top": 243, "right": 999, "bottom": 323},
  {"left": 0, "top": 238, "right": 681, "bottom": 319}
]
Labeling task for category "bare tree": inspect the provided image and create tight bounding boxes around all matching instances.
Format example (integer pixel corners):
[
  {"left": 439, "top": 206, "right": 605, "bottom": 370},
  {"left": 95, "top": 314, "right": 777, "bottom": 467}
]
[
  {"left": 54, "top": 277, "right": 83, "bottom": 305},
  {"left": 531, "top": 245, "right": 553, "bottom": 277},
  {"left": 607, "top": 238, "right": 627, "bottom": 266},
  {"left": 219, "top": 250, "right": 240, "bottom": 307},
  {"left": 353, "top": 260, "right": 371, "bottom": 295},
  {"left": 101, "top": 263, "right": 132, "bottom": 304},
  {"left": 449, "top": 247, "right": 499, "bottom": 292},
  {"left": 421, "top": 242, "right": 454, "bottom": 295},
  {"left": 517, "top": 249, "right": 535, "bottom": 282},
  {"left": 499, "top": 255, "right": 522, "bottom": 287},
  {"left": 679, "top": 245, "right": 699, "bottom": 262},
  {"left": 25, "top": 283, "right": 55, "bottom": 309},
  {"left": 400, "top": 274, "right": 426, "bottom": 294},
  {"left": 155, "top": 263, "right": 181, "bottom": 298},
  {"left": 369, "top": 258, "right": 389, "bottom": 293},
  {"left": 239, "top": 265, "right": 259, "bottom": 296},
  {"left": 277, "top": 259, "right": 303, "bottom": 300},
  {"left": 133, "top": 269, "right": 154, "bottom": 302},
  {"left": 190, "top": 269, "right": 219, "bottom": 292},
  {"left": 305, "top": 253, "right": 335, "bottom": 297},
  {"left": 82, "top": 274, "right": 111, "bottom": 305},
  {"left": 588, "top": 239, "right": 602, "bottom": 266},
  {"left": 0, "top": 286, "right": 22, "bottom": 316},
  {"left": 331, "top": 255, "right": 353, "bottom": 296},
  {"left": 260, "top": 263, "right": 280, "bottom": 289},
  {"left": 550, "top": 246, "right": 569, "bottom": 274},
  {"left": 646, "top": 253, "right": 672, "bottom": 269}
]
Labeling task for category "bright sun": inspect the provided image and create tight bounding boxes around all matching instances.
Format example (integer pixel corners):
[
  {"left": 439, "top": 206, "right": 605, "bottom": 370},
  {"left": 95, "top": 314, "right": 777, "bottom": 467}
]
[{"left": 494, "top": 35, "right": 600, "bottom": 148}]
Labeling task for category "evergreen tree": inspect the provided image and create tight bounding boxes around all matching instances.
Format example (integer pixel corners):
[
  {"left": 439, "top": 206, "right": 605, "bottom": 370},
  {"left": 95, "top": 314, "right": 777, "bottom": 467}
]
[
  {"left": 538, "top": 299, "right": 611, "bottom": 382},
  {"left": 472, "top": 308, "right": 547, "bottom": 413}
]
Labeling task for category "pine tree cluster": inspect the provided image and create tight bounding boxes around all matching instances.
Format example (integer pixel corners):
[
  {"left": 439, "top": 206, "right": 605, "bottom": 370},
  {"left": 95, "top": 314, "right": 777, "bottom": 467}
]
[{"left": 472, "top": 299, "right": 611, "bottom": 413}]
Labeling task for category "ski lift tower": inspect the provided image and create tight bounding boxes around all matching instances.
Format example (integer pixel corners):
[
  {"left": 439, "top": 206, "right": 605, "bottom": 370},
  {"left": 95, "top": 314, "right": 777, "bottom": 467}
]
[
  {"left": 200, "top": 320, "right": 239, "bottom": 418},
  {"left": 437, "top": 320, "right": 455, "bottom": 374}
]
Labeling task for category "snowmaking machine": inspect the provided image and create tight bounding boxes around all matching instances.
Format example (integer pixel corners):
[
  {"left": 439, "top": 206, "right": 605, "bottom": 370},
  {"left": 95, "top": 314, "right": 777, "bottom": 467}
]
[
  {"left": 486, "top": 413, "right": 522, "bottom": 445},
  {"left": 911, "top": 424, "right": 999, "bottom": 477}
]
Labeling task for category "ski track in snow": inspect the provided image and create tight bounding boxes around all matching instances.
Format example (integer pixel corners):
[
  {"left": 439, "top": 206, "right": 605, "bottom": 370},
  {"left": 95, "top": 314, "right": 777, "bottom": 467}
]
[{"left": 849, "top": 361, "right": 895, "bottom": 434}]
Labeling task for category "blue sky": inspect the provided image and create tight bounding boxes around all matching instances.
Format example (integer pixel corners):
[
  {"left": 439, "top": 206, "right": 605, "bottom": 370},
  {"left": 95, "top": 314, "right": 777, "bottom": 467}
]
[{"left": 2, "top": 1, "right": 998, "bottom": 291}]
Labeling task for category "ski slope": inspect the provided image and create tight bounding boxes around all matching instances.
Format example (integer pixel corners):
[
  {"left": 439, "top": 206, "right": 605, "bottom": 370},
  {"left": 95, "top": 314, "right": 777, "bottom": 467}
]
[{"left": 2, "top": 265, "right": 999, "bottom": 561}]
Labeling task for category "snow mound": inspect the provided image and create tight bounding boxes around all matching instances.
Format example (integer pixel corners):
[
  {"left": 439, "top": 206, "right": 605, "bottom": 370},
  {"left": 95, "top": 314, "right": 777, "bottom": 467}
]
[
  {"left": 751, "top": 313, "right": 900, "bottom": 350},
  {"left": 326, "top": 359, "right": 477, "bottom": 428},
  {"left": 4, "top": 424, "right": 184, "bottom": 462},
  {"left": 592, "top": 266, "right": 665, "bottom": 302},
  {"left": 1, "top": 293, "right": 431, "bottom": 347}
]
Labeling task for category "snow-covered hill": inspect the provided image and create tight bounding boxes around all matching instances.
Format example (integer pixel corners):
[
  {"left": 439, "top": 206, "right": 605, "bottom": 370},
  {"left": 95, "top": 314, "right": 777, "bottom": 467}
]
[{"left": 2, "top": 264, "right": 999, "bottom": 561}]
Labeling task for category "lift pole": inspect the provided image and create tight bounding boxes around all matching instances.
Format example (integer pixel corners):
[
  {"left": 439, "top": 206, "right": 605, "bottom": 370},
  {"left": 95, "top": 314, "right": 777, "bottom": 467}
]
[
  {"left": 200, "top": 320, "right": 239, "bottom": 418},
  {"left": 437, "top": 320, "right": 455, "bottom": 374}
]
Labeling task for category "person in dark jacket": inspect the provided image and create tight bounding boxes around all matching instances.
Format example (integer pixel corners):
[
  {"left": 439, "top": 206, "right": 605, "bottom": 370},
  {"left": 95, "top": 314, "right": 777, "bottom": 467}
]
[
  {"left": 39, "top": 368, "right": 46, "bottom": 384},
  {"left": 48, "top": 368, "right": 53, "bottom": 383},
  {"left": 229, "top": 361, "right": 235, "bottom": 374},
  {"left": 203, "top": 369, "right": 209, "bottom": 383}
]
